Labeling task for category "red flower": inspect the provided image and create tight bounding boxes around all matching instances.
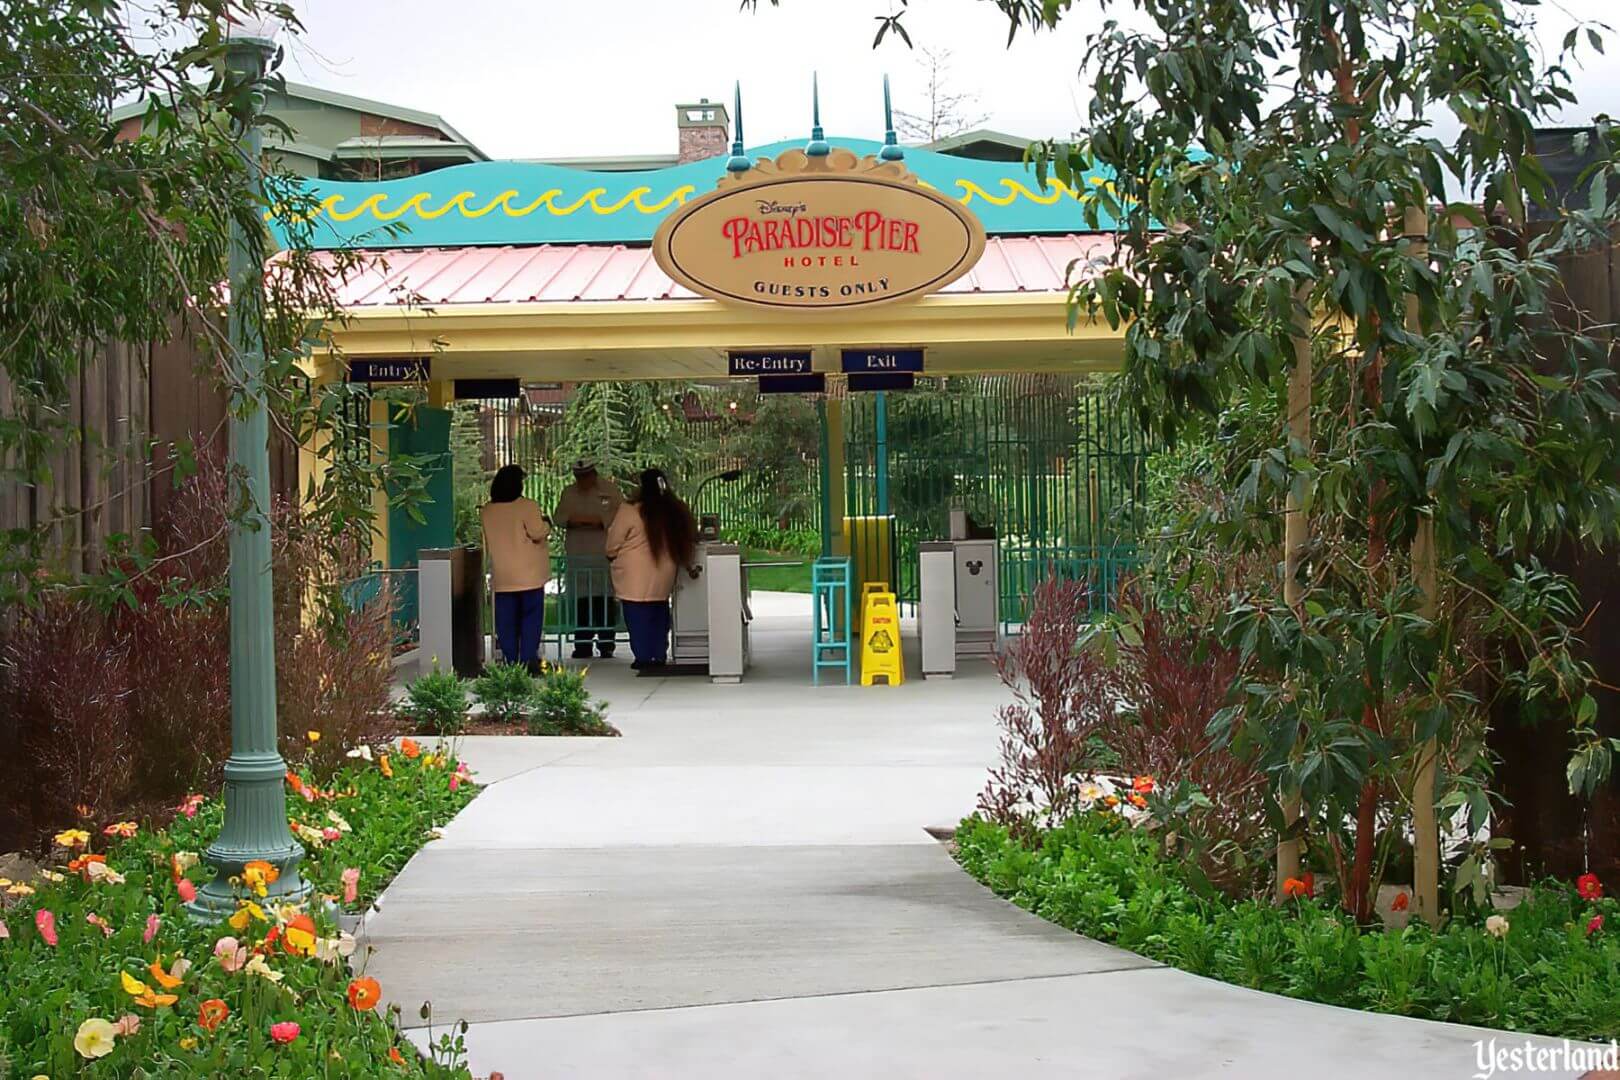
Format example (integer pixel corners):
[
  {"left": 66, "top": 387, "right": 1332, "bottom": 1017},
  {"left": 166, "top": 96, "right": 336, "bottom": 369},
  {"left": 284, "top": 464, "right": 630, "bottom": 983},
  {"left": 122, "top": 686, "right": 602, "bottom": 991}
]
[
  {"left": 1131, "top": 775, "right": 1155, "bottom": 795},
  {"left": 1391, "top": 892, "right": 1410, "bottom": 912},
  {"left": 1283, "top": 877, "right": 1312, "bottom": 899},
  {"left": 198, "top": 998, "right": 229, "bottom": 1032},
  {"left": 1588, "top": 914, "right": 1605, "bottom": 937},
  {"left": 269, "top": 1021, "right": 300, "bottom": 1045},
  {"left": 177, "top": 879, "right": 197, "bottom": 904},
  {"left": 1577, "top": 873, "right": 1604, "bottom": 901}
]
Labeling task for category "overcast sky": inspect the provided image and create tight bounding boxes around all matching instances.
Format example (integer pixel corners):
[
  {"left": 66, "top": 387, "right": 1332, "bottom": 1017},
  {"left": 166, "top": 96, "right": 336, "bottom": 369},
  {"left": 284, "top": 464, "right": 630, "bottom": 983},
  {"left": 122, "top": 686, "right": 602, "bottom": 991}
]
[{"left": 272, "top": 0, "right": 1620, "bottom": 160}]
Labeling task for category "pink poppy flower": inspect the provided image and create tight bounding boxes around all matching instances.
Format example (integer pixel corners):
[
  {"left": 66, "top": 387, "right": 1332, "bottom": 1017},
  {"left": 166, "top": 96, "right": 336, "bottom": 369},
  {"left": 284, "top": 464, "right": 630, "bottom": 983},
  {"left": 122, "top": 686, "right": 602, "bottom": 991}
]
[
  {"left": 176, "top": 879, "right": 197, "bottom": 903},
  {"left": 144, "top": 914, "right": 161, "bottom": 943},
  {"left": 85, "top": 913, "right": 113, "bottom": 937},
  {"left": 449, "top": 774, "right": 461, "bottom": 792},
  {"left": 0, "top": 920, "right": 9, "bottom": 940},
  {"left": 175, "top": 793, "right": 205, "bottom": 819},
  {"left": 1589, "top": 914, "right": 1605, "bottom": 937},
  {"left": 35, "top": 909, "right": 57, "bottom": 947},
  {"left": 322, "top": 827, "right": 342, "bottom": 842},
  {"left": 269, "top": 1021, "right": 300, "bottom": 1045},
  {"left": 341, "top": 867, "right": 360, "bottom": 905},
  {"left": 214, "top": 935, "right": 248, "bottom": 973},
  {"left": 114, "top": 1013, "right": 141, "bottom": 1037}
]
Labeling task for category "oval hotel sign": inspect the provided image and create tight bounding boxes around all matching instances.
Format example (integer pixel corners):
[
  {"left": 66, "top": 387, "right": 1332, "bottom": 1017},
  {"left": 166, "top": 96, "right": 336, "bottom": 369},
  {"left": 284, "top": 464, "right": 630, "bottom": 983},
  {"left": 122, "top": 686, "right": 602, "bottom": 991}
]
[{"left": 653, "top": 147, "right": 987, "bottom": 312}]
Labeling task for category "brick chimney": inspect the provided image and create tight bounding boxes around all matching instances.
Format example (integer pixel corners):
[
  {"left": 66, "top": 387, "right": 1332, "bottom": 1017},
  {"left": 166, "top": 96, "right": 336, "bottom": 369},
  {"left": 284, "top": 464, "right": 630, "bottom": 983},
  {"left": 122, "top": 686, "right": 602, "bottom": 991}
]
[{"left": 675, "top": 98, "right": 730, "bottom": 163}]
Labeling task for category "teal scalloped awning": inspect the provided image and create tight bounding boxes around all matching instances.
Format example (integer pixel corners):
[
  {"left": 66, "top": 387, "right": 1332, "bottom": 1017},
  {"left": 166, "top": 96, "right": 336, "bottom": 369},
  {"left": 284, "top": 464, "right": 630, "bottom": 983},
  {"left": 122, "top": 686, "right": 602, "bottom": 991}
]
[{"left": 267, "top": 138, "right": 1122, "bottom": 250}]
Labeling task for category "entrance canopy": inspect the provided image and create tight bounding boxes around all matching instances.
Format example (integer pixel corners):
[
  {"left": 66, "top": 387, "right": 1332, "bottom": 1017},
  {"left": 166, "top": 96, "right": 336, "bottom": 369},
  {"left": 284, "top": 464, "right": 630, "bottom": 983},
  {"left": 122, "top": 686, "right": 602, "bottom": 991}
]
[
  {"left": 322, "top": 234, "right": 1122, "bottom": 381},
  {"left": 281, "top": 137, "right": 1131, "bottom": 383}
]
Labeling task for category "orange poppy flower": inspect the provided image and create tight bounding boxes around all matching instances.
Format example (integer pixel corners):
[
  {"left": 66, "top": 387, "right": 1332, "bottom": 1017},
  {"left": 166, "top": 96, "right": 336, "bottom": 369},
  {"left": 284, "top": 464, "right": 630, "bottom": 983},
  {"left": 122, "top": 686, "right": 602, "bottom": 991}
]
[
  {"left": 68, "top": 853, "right": 106, "bottom": 875},
  {"left": 347, "top": 975, "right": 382, "bottom": 1011},
  {"left": 1131, "top": 775, "right": 1156, "bottom": 795},
  {"left": 400, "top": 738, "right": 422, "bottom": 760},
  {"left": 389, "top": 1046, "right": 406, "bottom": 1066},
  {"left": 1391, "top": 892, "right": 1410, "bottom": 912},
  {"left": 148, "top": 961, "right": 183, "bottom": 990},
  {"left": 198, "top": 998, "right": 229, "bottom": 1032},
  {"left": 282, "top": 913, "right": 318, "bottom": 957},
  {"left": 379, "top": 754, "right": 393, "bottom": 779},
  {"left": 1283, "top": 877, "right": 1313, "bottom": 899}
]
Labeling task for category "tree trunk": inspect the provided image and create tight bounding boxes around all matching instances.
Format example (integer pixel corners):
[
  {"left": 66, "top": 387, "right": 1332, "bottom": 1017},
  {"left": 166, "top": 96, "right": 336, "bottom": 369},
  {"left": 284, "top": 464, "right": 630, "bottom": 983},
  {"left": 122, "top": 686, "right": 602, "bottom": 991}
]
[{"left": 1277, "top": 287, "right": 1312, "bottom": 897}]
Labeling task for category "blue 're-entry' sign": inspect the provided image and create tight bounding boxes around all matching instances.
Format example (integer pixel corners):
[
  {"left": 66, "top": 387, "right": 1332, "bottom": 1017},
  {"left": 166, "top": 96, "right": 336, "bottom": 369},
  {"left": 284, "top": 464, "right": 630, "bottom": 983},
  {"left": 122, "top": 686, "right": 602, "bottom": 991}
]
[
  {"left": 729, "top": 350, "right": 813, "bottom": 377},
  {"left": 759, "top": 373, "right": 827, "bottom": 395},
  {"left": 348, "top": 358, "right": 430, "bottom": 383},
  {"left": 841, "top": 348, "right": 924, "bottom": 374}
]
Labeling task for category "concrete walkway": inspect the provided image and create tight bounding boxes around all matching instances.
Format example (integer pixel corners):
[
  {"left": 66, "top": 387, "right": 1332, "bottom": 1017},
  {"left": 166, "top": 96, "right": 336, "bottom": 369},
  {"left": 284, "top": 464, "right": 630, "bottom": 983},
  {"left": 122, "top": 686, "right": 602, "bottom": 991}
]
[{"left": 375, "top": 594, "right": 1584, "bottom": 1079}]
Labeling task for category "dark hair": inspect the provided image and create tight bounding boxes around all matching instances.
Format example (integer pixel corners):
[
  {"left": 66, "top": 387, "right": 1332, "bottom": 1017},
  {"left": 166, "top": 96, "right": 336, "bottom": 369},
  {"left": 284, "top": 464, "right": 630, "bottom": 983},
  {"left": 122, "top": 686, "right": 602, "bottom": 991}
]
[
  {"left": 489, "top": 465, "right": 525, "bottom": 503},
  {"left": 636, "top": 468, "right": 696, "bottom": 567}
]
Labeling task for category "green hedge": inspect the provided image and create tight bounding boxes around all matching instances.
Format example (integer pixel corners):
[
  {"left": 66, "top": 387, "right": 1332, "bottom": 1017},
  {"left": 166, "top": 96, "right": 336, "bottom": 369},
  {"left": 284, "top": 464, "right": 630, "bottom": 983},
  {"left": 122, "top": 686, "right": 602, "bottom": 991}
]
[{"left": 954, "top": 813, "right": 1620, "bottom": 1040}]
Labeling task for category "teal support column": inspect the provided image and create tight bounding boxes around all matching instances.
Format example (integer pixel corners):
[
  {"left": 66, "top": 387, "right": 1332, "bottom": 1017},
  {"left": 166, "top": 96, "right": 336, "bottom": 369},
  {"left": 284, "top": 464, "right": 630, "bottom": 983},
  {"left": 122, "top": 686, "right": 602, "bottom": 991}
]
[
  {"left": 874, "top": 391, "right": 890, "bottom": 515},
  {"left": 817, "top": 399, "right": 833, "bottom": 557},
  {"left": 190, "top": 23, "right": 310, "bottom": 920}
]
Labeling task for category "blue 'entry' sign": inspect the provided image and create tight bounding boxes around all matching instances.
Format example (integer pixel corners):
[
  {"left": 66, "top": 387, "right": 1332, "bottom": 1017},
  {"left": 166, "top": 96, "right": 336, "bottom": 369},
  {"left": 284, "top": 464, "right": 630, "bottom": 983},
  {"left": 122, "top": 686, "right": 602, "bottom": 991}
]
[
  {"left": 729, "top": 350, "right": 812, "bottom": 376},
  {"left": 841, "top": 348, "right": 924, "bottom": 374},
  {"left": 348, "top": 358, "right": 430, "bottom": 383}
]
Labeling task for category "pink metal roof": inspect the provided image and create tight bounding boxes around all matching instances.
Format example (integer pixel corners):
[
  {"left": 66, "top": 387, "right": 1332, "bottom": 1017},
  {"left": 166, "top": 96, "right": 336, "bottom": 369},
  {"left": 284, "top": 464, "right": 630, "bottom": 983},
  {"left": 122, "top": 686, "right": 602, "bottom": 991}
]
[{"left": 319, "top": 235, "right": 1118, "bottom": 308}]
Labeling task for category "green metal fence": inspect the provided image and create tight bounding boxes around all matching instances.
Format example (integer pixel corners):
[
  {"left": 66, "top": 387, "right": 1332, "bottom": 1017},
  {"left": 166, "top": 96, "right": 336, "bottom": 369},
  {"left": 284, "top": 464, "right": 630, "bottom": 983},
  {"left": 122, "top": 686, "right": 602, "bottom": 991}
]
[{"left": 841, "top": 376, "right": 1146, "bottom": 623}]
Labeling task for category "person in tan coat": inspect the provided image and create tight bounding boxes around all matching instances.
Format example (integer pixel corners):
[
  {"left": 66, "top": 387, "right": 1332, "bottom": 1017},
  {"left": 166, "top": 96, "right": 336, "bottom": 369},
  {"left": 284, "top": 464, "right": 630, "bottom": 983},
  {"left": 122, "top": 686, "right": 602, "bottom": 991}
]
[
  {"left": 604, "top": 468, "right": 696, "bottom": 669},
  {"left": 480, "top": 465, "right": 551, "bottom": 671}
]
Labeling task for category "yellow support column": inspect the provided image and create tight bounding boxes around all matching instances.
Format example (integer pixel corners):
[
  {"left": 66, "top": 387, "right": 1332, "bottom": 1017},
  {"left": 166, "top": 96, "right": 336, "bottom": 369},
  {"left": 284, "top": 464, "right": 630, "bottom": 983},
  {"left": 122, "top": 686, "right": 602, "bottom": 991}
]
[{"left": 369, "top": 395, "right": 391, "bottom": 568}]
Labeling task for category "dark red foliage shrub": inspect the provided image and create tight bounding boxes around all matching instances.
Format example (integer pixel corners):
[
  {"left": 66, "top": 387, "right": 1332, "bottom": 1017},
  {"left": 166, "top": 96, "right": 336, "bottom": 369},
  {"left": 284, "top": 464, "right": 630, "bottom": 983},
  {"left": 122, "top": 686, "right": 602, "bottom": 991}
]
[
  {"left": 0, "top": 595, "right": 135, "bottom": 848},
  {"left": 1105, "top": 604, "right": 1267, "bottom": 893},
  {"left": 0, "top": 454, "right": 394, "bottom": 847},
  {"left": 979, "top": 575, "right": 1111, "bottom": 837}
]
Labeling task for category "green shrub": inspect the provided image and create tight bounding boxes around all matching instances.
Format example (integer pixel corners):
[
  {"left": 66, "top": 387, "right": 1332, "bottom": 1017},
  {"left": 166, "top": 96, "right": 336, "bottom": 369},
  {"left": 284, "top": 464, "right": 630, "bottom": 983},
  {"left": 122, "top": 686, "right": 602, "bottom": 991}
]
[
  {"left": 954, "top": 812, "right": 1620, "bottom": 1041},
  {"left": 401, "top": 668, "right": 469, "bottom": 736},
  {"left": 471, "top": 662, "right": 536, "bottom": 724},
  {"left": 529, "top": 665, "right": 618, "bottom": 737}
]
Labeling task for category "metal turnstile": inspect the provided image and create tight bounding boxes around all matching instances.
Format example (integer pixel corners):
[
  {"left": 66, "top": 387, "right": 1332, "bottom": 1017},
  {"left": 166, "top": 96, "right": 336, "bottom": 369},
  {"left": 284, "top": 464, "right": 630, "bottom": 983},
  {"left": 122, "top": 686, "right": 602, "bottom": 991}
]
[
  {"left": 919, "top": 537, "right": 1000, "bottom": 678},
  {"left": 671, "top": 540, "right": 750, "bottom": 682}
]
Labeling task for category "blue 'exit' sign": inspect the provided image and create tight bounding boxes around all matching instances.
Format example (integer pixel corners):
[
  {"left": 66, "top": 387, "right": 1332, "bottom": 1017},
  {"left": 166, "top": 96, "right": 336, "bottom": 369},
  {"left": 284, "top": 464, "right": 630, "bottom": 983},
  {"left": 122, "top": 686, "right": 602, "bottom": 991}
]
[{"left": 841, "top": 348, "right": 924, "bottom": 374}]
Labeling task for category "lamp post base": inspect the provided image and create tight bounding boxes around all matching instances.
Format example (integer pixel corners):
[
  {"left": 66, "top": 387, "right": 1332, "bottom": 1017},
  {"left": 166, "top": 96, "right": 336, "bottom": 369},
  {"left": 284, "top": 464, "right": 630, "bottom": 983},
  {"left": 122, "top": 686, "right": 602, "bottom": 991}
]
[{"left": 185, "top": 750, "right": 312, "bottom": 923}]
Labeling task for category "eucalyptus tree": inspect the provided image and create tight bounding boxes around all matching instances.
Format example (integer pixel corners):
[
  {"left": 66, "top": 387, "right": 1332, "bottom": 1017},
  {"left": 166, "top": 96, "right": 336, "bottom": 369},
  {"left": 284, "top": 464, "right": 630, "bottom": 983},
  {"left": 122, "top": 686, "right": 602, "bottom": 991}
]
[
  {"left": 1, "top": 0, "right": 425, "bottom": 606},
  {"left": 746, "top": 0, "right": 1620, "bottom": 920}
]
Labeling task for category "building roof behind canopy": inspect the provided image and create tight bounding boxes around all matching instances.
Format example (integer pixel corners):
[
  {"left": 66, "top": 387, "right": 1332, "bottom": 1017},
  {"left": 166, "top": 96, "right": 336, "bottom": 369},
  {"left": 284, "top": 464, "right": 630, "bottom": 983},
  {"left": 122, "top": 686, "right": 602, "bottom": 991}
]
[{"left": 269, "top": 137, "right": 1122, "bottom": 251}]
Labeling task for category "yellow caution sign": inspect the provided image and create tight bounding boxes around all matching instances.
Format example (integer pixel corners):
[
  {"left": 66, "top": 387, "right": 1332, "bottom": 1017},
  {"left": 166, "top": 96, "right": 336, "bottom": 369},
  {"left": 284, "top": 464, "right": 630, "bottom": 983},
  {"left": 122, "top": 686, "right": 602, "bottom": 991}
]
[{"left": 859, "top": 588, "right": 904, "bottom": 687}]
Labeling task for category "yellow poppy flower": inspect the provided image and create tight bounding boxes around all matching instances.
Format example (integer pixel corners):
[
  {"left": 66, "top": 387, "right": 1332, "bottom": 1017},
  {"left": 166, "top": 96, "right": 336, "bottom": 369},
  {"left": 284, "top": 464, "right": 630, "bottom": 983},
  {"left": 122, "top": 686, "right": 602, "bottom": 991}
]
[
  {"left": 53, "top": 829, "right": 90, "bottom": 849},
  {"left": 227, "top": 901, "right": 267, "bottom": 931}
]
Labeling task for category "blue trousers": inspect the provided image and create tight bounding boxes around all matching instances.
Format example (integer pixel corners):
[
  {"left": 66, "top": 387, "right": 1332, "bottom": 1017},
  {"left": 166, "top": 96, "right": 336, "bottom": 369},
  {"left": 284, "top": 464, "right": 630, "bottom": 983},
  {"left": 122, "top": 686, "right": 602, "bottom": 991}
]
[
  {"left": 494, "top": 587, "right": 546, "bottom": 665},
  {"left": 621, "top": 599, "right": 671, "bottom": 665}
]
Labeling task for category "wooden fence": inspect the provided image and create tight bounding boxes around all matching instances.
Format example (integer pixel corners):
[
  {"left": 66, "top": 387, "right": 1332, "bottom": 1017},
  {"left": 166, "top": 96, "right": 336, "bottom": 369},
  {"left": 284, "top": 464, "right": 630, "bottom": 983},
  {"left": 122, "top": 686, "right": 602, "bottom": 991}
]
[{"left": 0, "top": 329, "right": 298, "bottom": 581}]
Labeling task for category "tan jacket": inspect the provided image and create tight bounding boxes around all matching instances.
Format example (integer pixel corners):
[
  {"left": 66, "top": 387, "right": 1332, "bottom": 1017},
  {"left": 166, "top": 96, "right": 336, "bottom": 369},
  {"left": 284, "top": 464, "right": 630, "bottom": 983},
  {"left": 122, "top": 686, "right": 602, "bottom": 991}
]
[
  {"left": 480, "top": 497, "right": 551, "bottom": 593},
  {"left": 604, "top": 502, "right": 678, "bottom": 602},
  {"left": 554, "top": 480, "right": 624, "bottom": 556}
]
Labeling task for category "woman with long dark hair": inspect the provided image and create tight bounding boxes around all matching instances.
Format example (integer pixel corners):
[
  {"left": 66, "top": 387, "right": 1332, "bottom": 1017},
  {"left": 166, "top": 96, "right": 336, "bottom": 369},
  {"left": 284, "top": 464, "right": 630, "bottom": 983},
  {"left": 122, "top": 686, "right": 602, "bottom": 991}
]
[
  {"left": 604, "top": 468, "right": 697, "bottom": 669},
  {"left": 480, "top": 464, "right": 551, "bottom": 671}
]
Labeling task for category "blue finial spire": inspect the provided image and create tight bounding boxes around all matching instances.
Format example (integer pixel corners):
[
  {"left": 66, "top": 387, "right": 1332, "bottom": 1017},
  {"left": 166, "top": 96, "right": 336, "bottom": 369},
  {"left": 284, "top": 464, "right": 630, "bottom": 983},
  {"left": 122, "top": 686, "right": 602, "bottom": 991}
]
[
  {"left": 880, "top": 74, "right": 904, "bottom": 161},
  {"left": 806, "top": 72, "right": 830, "bottom": 157},
  {"left": 727, "top": 82, "right": 752, "bottom": 173}
]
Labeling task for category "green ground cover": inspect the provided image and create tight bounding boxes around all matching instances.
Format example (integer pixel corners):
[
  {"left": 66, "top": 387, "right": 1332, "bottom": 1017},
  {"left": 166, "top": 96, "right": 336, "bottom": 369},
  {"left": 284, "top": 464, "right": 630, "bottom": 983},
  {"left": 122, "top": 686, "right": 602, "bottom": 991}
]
[
  {"left": 955, "top": 812, "right": 1620, "bottom": 1041},
  {"left": 743, "top": 549, "right": 813, "bottom": 594},
  {"left": 0, "top": 743, "right": 478, "bottom": 1077}
]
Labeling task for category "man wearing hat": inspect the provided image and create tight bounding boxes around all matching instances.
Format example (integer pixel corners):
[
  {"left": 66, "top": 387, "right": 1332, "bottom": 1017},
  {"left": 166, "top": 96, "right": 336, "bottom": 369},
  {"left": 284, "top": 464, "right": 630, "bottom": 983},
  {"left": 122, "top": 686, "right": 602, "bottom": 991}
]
[{"left": 554, "top": 459, "right": 624, "bottom": 659}]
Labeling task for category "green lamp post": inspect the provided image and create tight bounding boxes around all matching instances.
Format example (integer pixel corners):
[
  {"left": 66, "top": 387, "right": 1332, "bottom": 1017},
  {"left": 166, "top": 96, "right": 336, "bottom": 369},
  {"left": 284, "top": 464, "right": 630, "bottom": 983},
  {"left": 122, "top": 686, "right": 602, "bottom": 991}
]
[{"left": 187, "top": 19, "right": 311, "bottom": 920}]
